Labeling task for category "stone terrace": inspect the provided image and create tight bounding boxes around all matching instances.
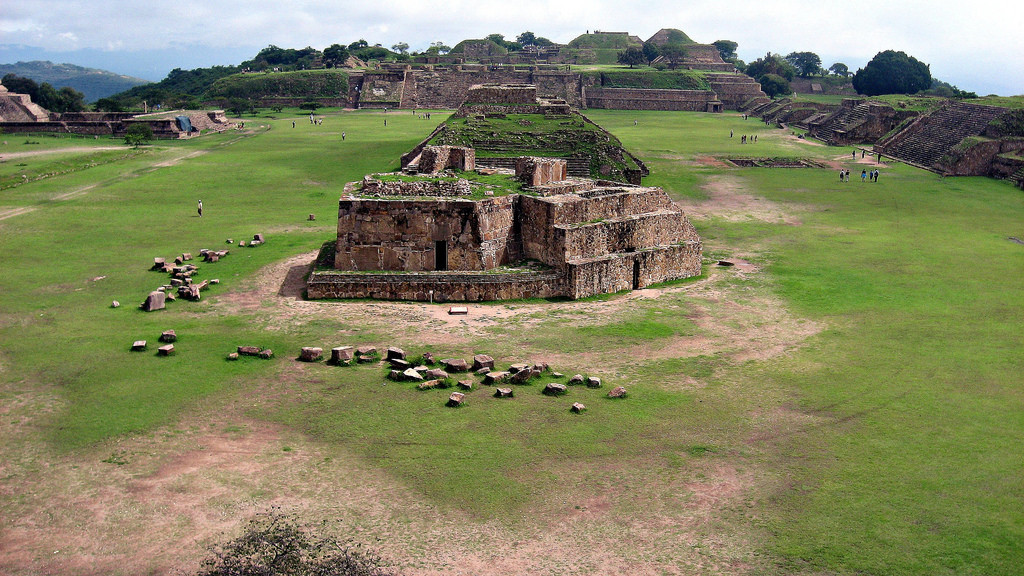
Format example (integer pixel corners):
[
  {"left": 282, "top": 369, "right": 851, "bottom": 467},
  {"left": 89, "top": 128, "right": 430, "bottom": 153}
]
[{"left": 875, "top": 101, "right": 1009, "bottom": 172}]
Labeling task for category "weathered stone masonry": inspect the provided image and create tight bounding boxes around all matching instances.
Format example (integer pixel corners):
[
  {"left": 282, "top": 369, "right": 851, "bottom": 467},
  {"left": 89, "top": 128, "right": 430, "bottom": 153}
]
[{"left": 308, "top": 155, "right": 702, "bottom": 302}]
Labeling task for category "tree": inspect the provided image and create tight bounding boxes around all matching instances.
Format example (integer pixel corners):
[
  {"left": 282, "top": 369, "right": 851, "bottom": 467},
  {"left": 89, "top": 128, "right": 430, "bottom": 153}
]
[
  {"left": 759, "top": 74, "right": 792, "bottom": 98},
  {"left": 642, "top": 41, "right": 660, "bottom": 64},
  {"left": 485, "top": 33, "right": 507, "bottom": 47},
  {"left": 348, "top": 39, "right": 369, "bottom": 51},
  {"left": 745, "top": 52, "right": 795, "bottom": 82},
  {"left": 785, "top": 51, "right": 822, "bottom": 77},
  {"left": 425, "top": 41, "right": 451, "bottom": 55},
  {"left": 124, "top": 123, "right": 153, "bottom": 147},
  {"left": 94, "top": 97, "right": 125, "bottom": 112},
  {"left": 828, "top": 62, "right": 850, "bottom": 77},
  {"left": 323, "top": 44, "right": 350, "bottom": 68},
  {"left": 852, "top": 50, "right": 931, "bottom": 96},
  {"left": 516, "top": 31, "right": 537, "bottom": 46},
  {"left": 659, "top": 44, "right": 688, "bottom": 69},
  {"left": 712, "top": 40, "right": 738, "bottom": 62},
  {"left": 391, "top": 42, "right": 409, "bottom": 55},
  {"left": 196, "top": 511, "right": 391, "bottom": 576},
  {"left": 617, "top": 46, "right": 646, "bottom": 68}
]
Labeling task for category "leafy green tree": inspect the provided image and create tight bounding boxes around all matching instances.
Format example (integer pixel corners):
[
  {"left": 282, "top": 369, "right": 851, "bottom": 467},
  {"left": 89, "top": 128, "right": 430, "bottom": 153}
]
[
  {"left": 1, "top": 74, "right": 39, "bottom": 100},
  {"left": 659, "top": 44, "right": 688, "bottom": 69},
  {"left": 617, "top": 46, "right": 646, "bottom": 68},
  {"left": 642, "top": 41, "right": 660, "bottom": 64},
  {"left": 516, "top": 31, "right": 537, "bottom": 46},
  {"left": 94, "top": 97, "right": 124, "bottom": 112},
  {"left": 852, "top": 50, "right": 931, "bottom": 96},
  {"left": 745, "top": 52, "right": 795, "bottom": 81},
  {"left": 348, "top": 39, "right": 369, "bottom": 51},
  {"left": 829, "top": 62, "right": 850, "bottom": 77},
  {"left": 323, "top": 44, "right": 350, "bottom": 68},
  {"left": 759, "top": 73, "right": 792, "bottom": 98},
  {"left": 785, "top": 51, "right": 822, "bottom": 77},
  {"left": 124, "top": 123, "right": 153, "bottom": 147},
  {"left": 391, "top": 42, "right": 409, "bottom": 55},
  {"left": 712, "top": 40, "right": 738, "bottom": 62},
  {"left": 299, "top": 100, "right": 320, "bottom": 111},
  {"left": 425, "top": 41, "right": 451, "bottom": 55},
  {"left": 485, "top": 33, "right": 507, "bottom": 46}
]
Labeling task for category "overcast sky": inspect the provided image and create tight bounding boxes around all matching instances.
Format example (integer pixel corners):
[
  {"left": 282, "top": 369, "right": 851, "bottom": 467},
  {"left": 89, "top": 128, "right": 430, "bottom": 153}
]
[{"left": 2, "top": 0, "right": 1021, "bottom": 95}]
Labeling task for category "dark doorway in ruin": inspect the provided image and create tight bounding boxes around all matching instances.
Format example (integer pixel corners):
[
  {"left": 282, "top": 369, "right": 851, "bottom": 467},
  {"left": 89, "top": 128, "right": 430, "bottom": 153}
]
[
  {"left": 435, "top": 240, "right": 448, "bottom": 271},
  {"left": 632, "top": 259, "right": 641, "bottom": 290}
]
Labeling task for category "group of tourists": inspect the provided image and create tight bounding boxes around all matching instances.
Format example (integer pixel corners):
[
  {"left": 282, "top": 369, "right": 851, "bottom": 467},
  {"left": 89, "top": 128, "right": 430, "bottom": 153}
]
[
  {"left": 839, "top": 169, "right": 880, "bottom": 182},
  {"left": 730, "top": 130, "right": 757, "bottom": 143}
]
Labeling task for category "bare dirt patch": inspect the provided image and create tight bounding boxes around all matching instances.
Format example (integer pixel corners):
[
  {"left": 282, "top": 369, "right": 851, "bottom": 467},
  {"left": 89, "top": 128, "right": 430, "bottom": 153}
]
[
  {"left": 0, "top": 146, "right": 126, "bottom": 161},
  {"left": 678, "top": 174, "right": 803, "bottom": 225}
]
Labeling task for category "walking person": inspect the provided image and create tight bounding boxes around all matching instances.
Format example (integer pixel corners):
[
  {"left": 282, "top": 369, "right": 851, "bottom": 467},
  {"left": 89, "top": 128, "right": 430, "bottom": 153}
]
[
  {"left": 342, "top": 131, "right": 346, "bottom": 141},
  {"left": 861, "top": 169, "right": 867, "bottom": 182},
  {"left": 197, "top": 199, "right": 203, "bottom": 217}
]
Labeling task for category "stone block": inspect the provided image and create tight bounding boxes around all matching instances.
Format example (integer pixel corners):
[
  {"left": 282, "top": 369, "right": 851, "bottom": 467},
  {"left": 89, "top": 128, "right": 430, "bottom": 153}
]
[
  {"left": 471, "top": 354, "right": 494, "bottom": 371},
  {"left": 443, "top": 358, "right": 469, "bottom": 372},
  {"left": 330, "top": 346, "right": 354, "bottom": 364},
  {"left": 586, "top": 376, "right": 602, "bottom": 388},
  {"left": 446, "top": 392, "right": 466, "bottom": 407},
  {"left": 141, "top": 291, "right": 166, "bottom": 312},
  {"left": 608, "top": 386, "right": 628, "bottom": 399},
  {"left": 259, "top": 349, "right": 274, "bottom": 359},
  {"left": 386, "top": 347, "right": 406, "bottom": 361},
  {"left": 159, "top": 330, "right": 177, "bottom": 343},
  {"left": 299, "top": 347, "right": 323, "bottom": 362},
  {"left": 131, "top": 340, "right": 147, "bottom": 352},
  {"left": 157, "top": 344, "right": 175, "bottom": 356},
  {"left": 570, "top": 402, "right": 587, "bottom": 413},
  {"left": 238, "top": 345, "right": 261, "bottom": 356},
  {"left": 483, "top": 371, "right": 510, "bottom": 385},
  {"left": 542, "top": 382, "right": 567, "bottom": 396},
  {"left": 494, "top": 387, "right": 514, "bottom": 398}
]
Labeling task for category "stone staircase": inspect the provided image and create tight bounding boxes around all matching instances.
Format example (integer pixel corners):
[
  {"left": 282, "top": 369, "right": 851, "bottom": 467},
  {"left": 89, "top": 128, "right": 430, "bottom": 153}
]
[
  {"left": 810, "top": 102, "right": 872, "bottom": 145},
  {"left": 876, "top": 101, "right": 1007, "bottom": 171},
  {"left": 706, "top": 74, "right": 769, "bottom": 109},
  {"left": 478, "top": 156, "right": 591, "bottom": 177},
  {"left": 1010, "top": 166, "right": 1024, "bottom": 190},
  {"left": 399, "top": 71, "right": 418, "bottom": 109}
]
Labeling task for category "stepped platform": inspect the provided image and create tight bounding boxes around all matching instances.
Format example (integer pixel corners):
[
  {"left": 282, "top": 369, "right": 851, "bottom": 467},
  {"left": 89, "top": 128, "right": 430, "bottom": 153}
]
[{"left": 876, "top": 102, "right": 1008, "bottom": 172}]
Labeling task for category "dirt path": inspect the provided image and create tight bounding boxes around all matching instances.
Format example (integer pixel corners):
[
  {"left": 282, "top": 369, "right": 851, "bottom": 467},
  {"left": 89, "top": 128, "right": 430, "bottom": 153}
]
[{"left": 0, "top": 146, "right": 127, "bottom": 160}]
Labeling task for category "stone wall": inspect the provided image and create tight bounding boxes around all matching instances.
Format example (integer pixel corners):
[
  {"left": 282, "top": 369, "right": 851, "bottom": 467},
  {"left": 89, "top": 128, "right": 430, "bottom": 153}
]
[
  {"left": 563, "top": 242, "right": 701, "bottom": 299},
  {"left": 465, "top": 84, "right": 537, "bottom": 104},
  {"left": 585, "top": 87, "right": 719, "bottom": 111},
  {"left": 418, "top": 146, "right": 476, "bottom": 173},
  {"left": 558, "top": 210, "right": 687, "bottom": 261},
  {"left": 515, "top": 157, "right": 567, "bottom": 186},
  {"left": 359, "top": 175, "right": 473, "bottom": 198},
  {"left": 306, "top": 270, "right": 564, "bottom": 302},
  {"left": 334, "top": 195, "right": 519, "bottom": 272}
]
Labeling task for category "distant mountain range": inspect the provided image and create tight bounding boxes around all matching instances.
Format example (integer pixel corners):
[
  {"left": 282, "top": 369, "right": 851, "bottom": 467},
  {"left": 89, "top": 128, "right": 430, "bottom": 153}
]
[{"left": 0, "top": 61, "right": 150, "bottom": 102}]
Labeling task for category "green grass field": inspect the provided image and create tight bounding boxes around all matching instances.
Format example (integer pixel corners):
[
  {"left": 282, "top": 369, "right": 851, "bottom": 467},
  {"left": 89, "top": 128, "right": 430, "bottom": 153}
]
[{"left": 1, "top": 107, "right": 1021, "bottom": 575}]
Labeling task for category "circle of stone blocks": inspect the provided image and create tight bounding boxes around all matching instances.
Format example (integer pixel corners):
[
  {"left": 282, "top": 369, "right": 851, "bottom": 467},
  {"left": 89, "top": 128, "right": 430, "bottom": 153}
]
[{"left": 299, "top": 347, "right": 323, "bottom": 362}]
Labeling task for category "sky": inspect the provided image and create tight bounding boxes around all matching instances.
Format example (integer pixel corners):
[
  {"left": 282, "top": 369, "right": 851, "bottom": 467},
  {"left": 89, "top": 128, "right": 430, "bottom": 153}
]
[{"left": 2, "top": 0, "right": 1022, "bottom": 96}]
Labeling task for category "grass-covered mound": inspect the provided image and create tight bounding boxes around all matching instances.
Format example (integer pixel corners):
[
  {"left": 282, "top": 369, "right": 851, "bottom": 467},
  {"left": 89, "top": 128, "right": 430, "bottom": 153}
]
[
  {"left": 205, "top": 69, "right": 348, "bottom": 100},
  {"left": 567, "top": 32, "right": 642, "bottom": 50},
  {"left": 427, "top": 112, "right": 644, "bottom": 182}
]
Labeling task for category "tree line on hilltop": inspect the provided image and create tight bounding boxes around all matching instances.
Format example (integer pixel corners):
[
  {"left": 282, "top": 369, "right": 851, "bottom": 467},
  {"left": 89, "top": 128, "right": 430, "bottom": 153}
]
[{"left": 3, "top": 30, "right": 979, "bottom": 115}]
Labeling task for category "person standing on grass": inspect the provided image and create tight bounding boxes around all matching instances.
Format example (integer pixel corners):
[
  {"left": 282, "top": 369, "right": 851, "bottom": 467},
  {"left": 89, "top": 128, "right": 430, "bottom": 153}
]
[
  {"left": 342, "top": 132, "right": 346, "bottom": 141},
  {"left": 197, "top": 200, "right": 203, "bottom": 217},
  {"left": 861, "top": 169, "right": 867, "bottom": 182}
]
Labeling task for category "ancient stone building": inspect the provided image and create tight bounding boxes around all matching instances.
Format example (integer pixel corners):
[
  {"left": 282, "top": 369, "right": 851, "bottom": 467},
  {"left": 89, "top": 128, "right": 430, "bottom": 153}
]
[{"left": 306, "top": 152, "right": 702, "bottom": 302}]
